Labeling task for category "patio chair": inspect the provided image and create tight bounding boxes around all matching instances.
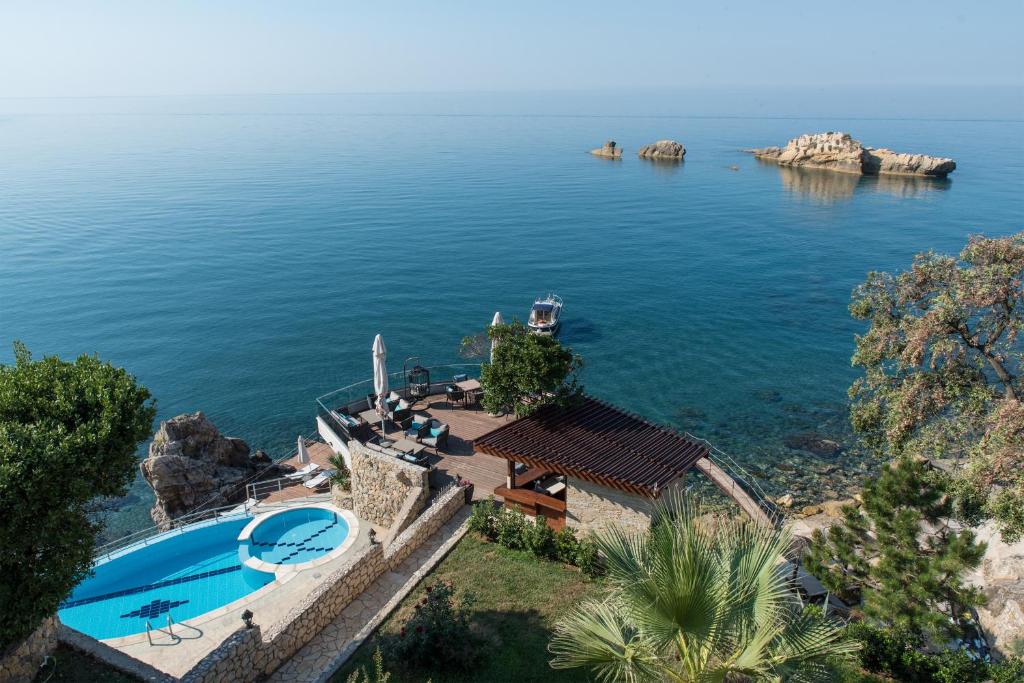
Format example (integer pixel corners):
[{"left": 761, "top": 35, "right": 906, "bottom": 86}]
[
  {"left": 445, "top": 384, "right": 464, "bottom": 409},
  {"left": 421, "top": 420, "right": 449, "bottom": 452},
  {"left": 405, "top": 413, "right": 431, "bottom": 441},
  {"left": 284, "top": 463, "right": 320, "bottom": 480}
]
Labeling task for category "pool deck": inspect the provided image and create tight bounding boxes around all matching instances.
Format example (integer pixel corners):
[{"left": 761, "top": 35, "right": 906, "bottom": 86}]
[{"left": 105, "top": 499, "right": 374, "bottom": 678}]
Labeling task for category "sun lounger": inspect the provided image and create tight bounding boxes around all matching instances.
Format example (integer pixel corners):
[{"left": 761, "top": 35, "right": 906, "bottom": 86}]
[
  {"left": 285, "top": 463, "right": 320, "bottom": 480},
  {"left": 303, "top": 471, "right": 331, "bottom": 490}
]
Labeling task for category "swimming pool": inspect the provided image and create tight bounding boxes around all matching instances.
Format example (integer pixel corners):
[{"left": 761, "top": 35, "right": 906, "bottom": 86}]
[
  {"left": 59, "top": 504, "right": 356, "bottom": 640},
  {"left": 240, "top": 506, "right": 350, "bottom": 565}
]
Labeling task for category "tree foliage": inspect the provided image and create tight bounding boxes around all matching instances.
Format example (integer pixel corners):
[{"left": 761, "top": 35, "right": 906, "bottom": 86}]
[
  {"left": 849, "top": 232, "right": 1024, "bottom": 540},
  {"left": 805, "top": 457, "right": 986, "bottom": 641},
  {"left": 478, "top": 322, "right": 582, "bottom": 417},
  {"left": 549, "top": 492, "right": 857, "bottom": 682},
  {"left": 0, "top": 343, "right": 155, "bottom": 649}
]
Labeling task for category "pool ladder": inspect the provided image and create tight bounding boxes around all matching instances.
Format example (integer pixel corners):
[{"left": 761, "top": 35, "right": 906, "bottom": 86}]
[
  {"left": 145, "top": 614, "right": 201, "bottom": 646},
  {"left": 145, "top": 615, "right": 180, "bottom": 646}
]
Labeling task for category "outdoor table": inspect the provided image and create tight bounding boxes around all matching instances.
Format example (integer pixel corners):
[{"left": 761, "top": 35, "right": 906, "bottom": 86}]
[
  {"left": 358, "top": 408, "right": 381, "bottom": 425},
  {"left": 455, "top": 379, "right": 481, "bottom": 392}
]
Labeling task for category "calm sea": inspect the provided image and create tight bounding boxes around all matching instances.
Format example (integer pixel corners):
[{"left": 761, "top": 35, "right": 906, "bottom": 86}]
[{"left": 1, "top": 90, "right": 1021, "bottom": 537}]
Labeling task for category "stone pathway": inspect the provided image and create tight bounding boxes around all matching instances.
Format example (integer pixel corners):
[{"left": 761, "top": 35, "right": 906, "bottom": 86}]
[{"left": 267, "top": 507, "right": 471, "bottom": 683}]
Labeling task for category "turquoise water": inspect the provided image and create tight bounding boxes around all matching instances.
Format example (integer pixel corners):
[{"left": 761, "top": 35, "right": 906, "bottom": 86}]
[
  {"left": 1, "top": 92, "right": 1021, "bottom": 534},
  {"left": 245, "top": 508, "right": 350, "bottom": 564},
  {"left": 58, "top": 516, "right": 273, "bottom": 640}
]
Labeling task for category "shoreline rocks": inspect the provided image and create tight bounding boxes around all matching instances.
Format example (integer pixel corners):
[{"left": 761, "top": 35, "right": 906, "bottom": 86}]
[
  {"left": 590, "top": 140, "right": 622, "bottom": 158},
  {"left": 140, "top": 412, "right": 287, "bottom": 529},
  {"left": 748, "top": 131, "right": 955, "bottom": 177},
  {"left": 638, "top": 139, "right": 685, "bottom": 160}
]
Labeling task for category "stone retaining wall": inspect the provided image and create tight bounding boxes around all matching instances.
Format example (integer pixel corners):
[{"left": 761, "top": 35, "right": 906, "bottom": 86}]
[
  {"left": 179, "top": 484, "right": 466, "bottom": 683},
  {"left": 566, "top": 477, "right": 654, "bottom": 534},
  {"left": 0, "top": 616, "right": 57, "bottom": 683},
  {"left": 350, "top": 442, "right": 429, "bottom": 527}
]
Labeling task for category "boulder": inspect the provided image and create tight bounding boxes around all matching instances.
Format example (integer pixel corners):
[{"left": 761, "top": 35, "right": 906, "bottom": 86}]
[
  {"left": 783, "top": 432, "right": 842, "bottom": 457},
  {"left": 748, "top": 131, "right": 955, "bottom": 177},
  {"left": 638, "top": 139, "right": 685, "bottom": 160},
  {"left": 140, "top": 412, "right": 278, "bottom": 529},
  {"left": 590, "top": 140, "right": 622, "bottom": 158},
  {"left": 776, "top": 493, "right": 795, "bottom": 508},
  {"left": 965, "top": 522, "right": 1024, "bottom": 657}
]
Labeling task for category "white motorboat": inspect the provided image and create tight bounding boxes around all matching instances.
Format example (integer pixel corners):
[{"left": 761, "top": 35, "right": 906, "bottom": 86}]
[{"left": 528, "top": 293, "right": 563, "bottom": 335}]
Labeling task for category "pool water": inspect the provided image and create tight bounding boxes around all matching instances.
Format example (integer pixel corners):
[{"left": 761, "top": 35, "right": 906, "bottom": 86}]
[
  {"left": 245, "top": 507, "right": 350, "bottom": 565},
  {"left": 59, "top": 506, "right": 352, "bottom": 640}
]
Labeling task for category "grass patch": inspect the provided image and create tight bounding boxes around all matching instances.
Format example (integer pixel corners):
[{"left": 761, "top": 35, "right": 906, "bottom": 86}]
[
  {"left": 33, "top": 644, "right": 139, "bottom": 683},
  {"left": 333, "top": 533, "right": 604, "bottom": 683}
]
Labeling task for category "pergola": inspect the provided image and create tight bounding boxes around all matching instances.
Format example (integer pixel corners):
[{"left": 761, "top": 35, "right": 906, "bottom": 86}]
[{"left": 474, "top": 396, "right": 710, "bottom": 526}]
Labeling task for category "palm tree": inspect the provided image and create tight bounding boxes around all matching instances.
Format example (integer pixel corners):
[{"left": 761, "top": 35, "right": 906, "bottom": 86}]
[{"left": 549, "top": 493, "right": 857, "bottom": 682}]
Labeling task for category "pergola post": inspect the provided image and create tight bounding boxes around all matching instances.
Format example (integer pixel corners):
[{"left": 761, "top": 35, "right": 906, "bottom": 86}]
[{"left": 506, "top": 459, "right": 515, "bottom": 489}]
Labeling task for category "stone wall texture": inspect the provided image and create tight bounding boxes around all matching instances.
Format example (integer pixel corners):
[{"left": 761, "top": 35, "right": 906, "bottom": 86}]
[
  {"left": 565, "top": 478, "right": 654, "bottom": 535},
  {"left": 179, "top": 484, "right": 466, "bottom": 683},
  {"left": 0, "top": 616, "right": 57, "bottom": 683},
  {"left": 350, "top": 442, "right": 429, "bottom": 528}
]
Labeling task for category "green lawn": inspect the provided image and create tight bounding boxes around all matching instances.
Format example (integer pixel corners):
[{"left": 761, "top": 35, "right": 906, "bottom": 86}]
[
  {"left": 333, "top": 533, "right": 605, "bottom": 683},
  {"left": 33, "top": 644, "right": 139, "bottom": 683}
]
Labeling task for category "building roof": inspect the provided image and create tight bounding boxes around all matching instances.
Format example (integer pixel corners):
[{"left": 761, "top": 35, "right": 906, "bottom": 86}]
[{"left": 474, "top": 396, "right": 709, "bottom": 497}]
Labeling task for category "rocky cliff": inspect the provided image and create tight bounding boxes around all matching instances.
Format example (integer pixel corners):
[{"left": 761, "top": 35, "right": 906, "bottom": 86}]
[
  {"left": 638, "top": 139, "right": 685, "bottom": 160},
  {"left": 590, "top": 140, "right": 622, "bottom": 158},
  {"left": 749, "top": 132, "right": 955, "bottom": 177},
  {"left": 140, "top": 412, "right": 283, "bottom": 529}
]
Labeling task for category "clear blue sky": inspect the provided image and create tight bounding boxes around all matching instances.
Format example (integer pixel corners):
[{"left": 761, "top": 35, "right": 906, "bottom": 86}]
[{"left": 1, "top": 1, "right": 1021, "bottom": 98}]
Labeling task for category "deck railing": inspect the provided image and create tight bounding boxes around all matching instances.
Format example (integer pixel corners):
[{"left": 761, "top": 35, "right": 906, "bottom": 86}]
[{"left": 316, "top": 363, "right": 483, "bottom": 416}]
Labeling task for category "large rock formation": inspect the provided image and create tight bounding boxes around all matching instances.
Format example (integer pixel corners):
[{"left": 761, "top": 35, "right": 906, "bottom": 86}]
[
  {"left": 638, "top": 139, "right": 685, "bottom": 160},
  {"left": 966, "top": 522, "right": 1024, "bottom": 657},
  {"left": 140, "top": 412, "right": 279, "bottom": 529},
  {"left": 590, "top": 140, "right": 622, "bottom": 158},
  {"left": 749, "top": 132, "right": 955, "bottom": 177}
]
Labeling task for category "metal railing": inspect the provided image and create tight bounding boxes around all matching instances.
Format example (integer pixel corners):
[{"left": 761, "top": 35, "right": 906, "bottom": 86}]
[
  {"left": 316, "top": 363, "right": 483, "bottom": 417},
  {"left": 684, "top": 431, "right": 783, "bottom": 527}
]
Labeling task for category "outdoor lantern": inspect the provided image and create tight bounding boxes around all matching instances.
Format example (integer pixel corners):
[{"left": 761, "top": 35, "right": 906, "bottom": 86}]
[
  {"left": 241, "top": 609, "right": 254, "bottom": 629},
  {"left": 407, "top": 365, "right": 430, "bottom": 399}
]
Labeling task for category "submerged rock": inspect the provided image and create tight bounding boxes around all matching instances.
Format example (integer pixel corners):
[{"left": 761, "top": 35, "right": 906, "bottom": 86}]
[
  {"left": 749, "top": 131, "right": 955, "bottom": 177},
  {"left": 590, "top": 140, "right": 622, "bottom": 158},
  {"left": 783, "top": 432, "right": 842, "bottom": 457},
  {"left": 638, "top": 139, "right": 685, "bottom": 160},
  {"left": 140, "top": 412, "right": 282, "bottom": 529}
]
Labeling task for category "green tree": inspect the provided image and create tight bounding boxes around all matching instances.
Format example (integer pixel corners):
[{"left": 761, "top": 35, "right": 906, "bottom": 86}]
[
  {"left": 805, "top": 457, "right": 986, "bottom": 641},
  {"left": 478, "top": 321, "right": 582, "bottom": 417},
  {"left": 549, "top": 493, "right": 856, "bottom": 682},
  {"left": 849, "top": 233, "right": 1024, "bottom": 539},
  {"left": 0, "top": 343, "right": 155, "bottom": 649}
]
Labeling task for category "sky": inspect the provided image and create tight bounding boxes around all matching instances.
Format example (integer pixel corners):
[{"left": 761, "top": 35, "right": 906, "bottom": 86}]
[{"left": 0, "top": 1, "right": 1022, "bottom": 98}]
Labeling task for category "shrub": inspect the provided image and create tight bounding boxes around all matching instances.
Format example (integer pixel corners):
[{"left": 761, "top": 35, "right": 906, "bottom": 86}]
[
  {"left": 495, "top": 507, "right": 528, "bottom": 550},
  {"left": 991, "top": 657, "right": 1024, "bottom": 683},
  {"left": 574, "top": 537, "right": 602, "bottom": 577},
  {"left": 329, "top": 453, "right": 351, "bottom": 491},
  {"left": 346, "top": 647, "right": 391, "bottom": 683},
  {"left": 553, "top": 527, "right": 580, "bottom": 564},
  {"left": 468, "top": 498, "right": 497, "bottom": 539},
  {"left": 525, "top": 514, "right": 556, "bottom": 559},
  {"left": 387, "top": 580, "right": 479, "bottom": 672}
]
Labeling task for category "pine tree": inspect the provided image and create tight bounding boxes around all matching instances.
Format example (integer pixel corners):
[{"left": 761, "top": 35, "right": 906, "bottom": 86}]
[{"left": 805, "top": 457, "right": 987, "bottom": 641}]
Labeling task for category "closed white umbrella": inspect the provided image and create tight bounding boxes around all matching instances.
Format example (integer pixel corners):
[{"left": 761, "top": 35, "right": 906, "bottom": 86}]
[
  {"left": 490, "top": 311, "right": 504, "bottom": 363},
  {"left": 296, "top": 436, "right": 310, "bottom": 464},
  {"left": 372, "top": 334, "right": 389, "bottom": 434}
]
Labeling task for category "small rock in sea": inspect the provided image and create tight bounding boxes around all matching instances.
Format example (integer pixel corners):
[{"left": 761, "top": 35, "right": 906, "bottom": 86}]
[
  {"left": 753, "top": 388, "right": 783, "bottom": 403},
  {"left": 637, "top": 139, "right": 685, "bottom": 160},
  {"left": 775, "top": 462, "right": 796, "bottom": 472},
  {"left": 783, "top": 432, "right": 842, "bottom": 457},
  {"left": 677, "top": 405, "right": 707, "bottom": 421},
  {"left": 775, "top": 493, "right": 795, "bottom": 508},
  {"left": 728, "top": 165, "right": 740, "bottom": 171},
  {"left": 821, "top": 489, "right": 839, "bottom": 500},
  {"left": 590, "top": 140, "right": 622, "bottom": 158},
  {"left": 801, "top": 504, "right": 823, "bottom": 516}
]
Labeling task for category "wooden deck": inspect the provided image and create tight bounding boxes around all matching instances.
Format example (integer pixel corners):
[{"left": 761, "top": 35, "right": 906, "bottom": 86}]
[
  {"left": 260, "top": 442, "right": 337, "bottom": 504},
  {"left": 366, "top": 395, "right": 515, "bottom": 501}
]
